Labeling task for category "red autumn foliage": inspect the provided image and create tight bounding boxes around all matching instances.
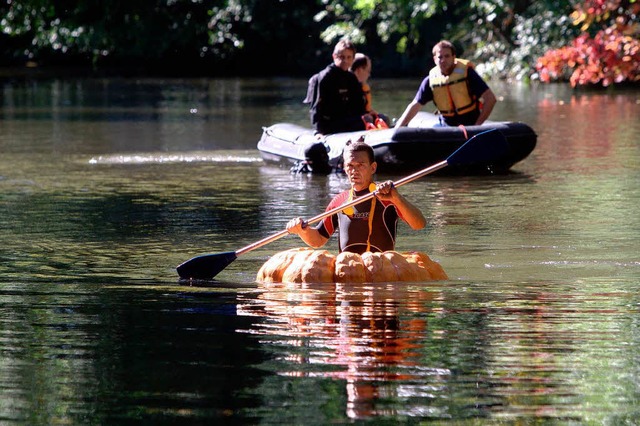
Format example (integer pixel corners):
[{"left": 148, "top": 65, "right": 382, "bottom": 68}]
[{"left": 535, "top": 0, "right": 640, "bottom": 87}]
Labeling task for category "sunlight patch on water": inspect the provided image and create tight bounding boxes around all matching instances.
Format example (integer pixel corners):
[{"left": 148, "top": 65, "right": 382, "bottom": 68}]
[
  {"left": 88, "top": 150, "right": 262, "bottom": 165},
  {"left": 485, "top": 260, "right": 640, "bottom": 268}
]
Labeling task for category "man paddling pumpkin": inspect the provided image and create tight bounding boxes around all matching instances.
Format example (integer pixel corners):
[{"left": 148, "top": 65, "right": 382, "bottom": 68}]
[{"left": 286, "top": 141, "right": 426, "bottom": 254}]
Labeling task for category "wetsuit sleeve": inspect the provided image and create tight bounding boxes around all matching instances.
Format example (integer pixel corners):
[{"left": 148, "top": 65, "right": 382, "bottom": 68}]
[
  {"left": 314, "top": 191, "right": 348, "bottom": 238},
  {"left": 414, "top": 76, "right": 433, "bottom": 105},
  {"left": 315, "top": 215, "right": 336, "bottom": 239}
]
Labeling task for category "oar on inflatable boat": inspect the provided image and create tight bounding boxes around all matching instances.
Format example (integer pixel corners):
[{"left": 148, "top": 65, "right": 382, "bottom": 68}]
[{"left": 176, "top": 129, "right": 508, "bottom": 281}]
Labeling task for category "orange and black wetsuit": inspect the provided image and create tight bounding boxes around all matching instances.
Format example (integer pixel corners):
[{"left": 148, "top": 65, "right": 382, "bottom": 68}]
[{"left": 314, "top": 186, "right": 403, "bottom": 254}]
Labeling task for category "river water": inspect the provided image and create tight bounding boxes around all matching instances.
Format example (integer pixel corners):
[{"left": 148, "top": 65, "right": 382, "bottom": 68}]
[{"left": 1, "top": 77, "right": 639, "bottom": 424}]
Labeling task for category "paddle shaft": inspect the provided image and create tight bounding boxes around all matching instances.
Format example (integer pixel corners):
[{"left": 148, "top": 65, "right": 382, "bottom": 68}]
[{"left": 235, "top": 159, "right": 448, "bottom": 256}]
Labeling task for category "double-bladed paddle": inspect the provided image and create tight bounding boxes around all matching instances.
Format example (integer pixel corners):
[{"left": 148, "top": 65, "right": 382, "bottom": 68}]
[{"left": 176, "top": 128, "right": 508, "bottom": 280}]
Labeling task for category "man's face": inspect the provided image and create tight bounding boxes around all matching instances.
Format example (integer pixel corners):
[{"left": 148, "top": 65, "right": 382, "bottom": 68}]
[
  {"left": 433, "top": 46, "right": 455, "bottom": 75},
  {"left": 343, "top": 150, "right": 376, "bottom": 191},
  {"left": 333, "top": 49, "right": 355, "bottom": 71}
]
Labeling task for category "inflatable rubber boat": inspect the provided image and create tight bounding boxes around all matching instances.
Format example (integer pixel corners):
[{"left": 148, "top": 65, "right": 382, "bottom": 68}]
[{"left": 257, "top": 112, "right": 537, "bottom": 174}]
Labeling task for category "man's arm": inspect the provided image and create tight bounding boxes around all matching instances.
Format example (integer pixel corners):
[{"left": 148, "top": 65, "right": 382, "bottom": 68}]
[
  {"left": 475, "top": 88, "right": 496, "bottom": 125},
  {"left": 394, "top": 100, "right": 423, "bottom": 128},
  {"left": 391, "top": 193, "right": 427, "bottom": 230},
  {"left": 286, "top": 217, "right": 330, "bottom": 248},
  {"left": 375, "top": 181, "right": 426, "bottom": 230}
]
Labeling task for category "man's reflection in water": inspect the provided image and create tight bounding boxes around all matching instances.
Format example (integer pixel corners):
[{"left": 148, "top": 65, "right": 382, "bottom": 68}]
[{"left": 236, "top": 281, "right": 450, "bottom": 419}]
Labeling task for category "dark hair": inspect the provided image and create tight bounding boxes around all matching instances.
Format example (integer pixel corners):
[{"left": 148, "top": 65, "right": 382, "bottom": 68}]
[
  {"left": 350, "top": 53, "right": 369, "bottom": 72},
  {"left": 432, "top": 40, "right": 456, "bottom": 56},
  {"left": 344, "top": 139, "right": 375, "bottom": 163}
]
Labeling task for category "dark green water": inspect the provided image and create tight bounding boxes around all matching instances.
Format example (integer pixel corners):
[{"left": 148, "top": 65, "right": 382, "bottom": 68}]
[{"left": 1, "top": 78, "right": 639, "bottom": 424}]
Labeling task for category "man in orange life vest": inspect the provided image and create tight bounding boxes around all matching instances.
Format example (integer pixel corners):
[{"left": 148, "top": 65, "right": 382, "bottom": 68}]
[
  {"left": 395, "top": 40, "right": 497, "bottom": 127},
  {"left": 286, "top": 141, "right": 426, "bottom": 254},
  {"left": 350, "top": 53, "right": 390, "bottom": 130}
]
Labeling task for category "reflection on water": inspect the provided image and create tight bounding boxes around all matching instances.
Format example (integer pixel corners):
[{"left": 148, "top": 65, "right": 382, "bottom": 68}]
[
  {"left": 0, "top": 78, "right": 313, "bottom": 154},
  {"left": 235, "top": 278, "right": 640, "bottom": 421},
  {"left": 0, "top": 78, "right": 639, "bottom": 423},
  {"left": 237, "top": 281, "right": 449, "bottom": 419},
  {"left": 533, "top": 93, "right": 639, "bottom": 175}
]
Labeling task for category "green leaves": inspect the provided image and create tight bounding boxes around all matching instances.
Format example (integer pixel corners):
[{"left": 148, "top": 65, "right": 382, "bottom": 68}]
[
  {"left": 1, "top": 0, "right": 636, "bottom": 84},
  {"left": 317, "top": 0, "right": 448, "bottom": 53}
]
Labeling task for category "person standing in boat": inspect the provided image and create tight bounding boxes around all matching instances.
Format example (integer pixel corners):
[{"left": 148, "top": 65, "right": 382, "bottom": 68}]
[
  {"left": 286, "top": 141, "right": 426, "bottom": 254},
  {"left": 303, "top": 39, "right": 368, "bottom": 136},
  {"left": 350, "top": 53, "right": 390, "bottom": 130},
  {"left": 394, "top": 40, "right": 497, "bottom": 127}
]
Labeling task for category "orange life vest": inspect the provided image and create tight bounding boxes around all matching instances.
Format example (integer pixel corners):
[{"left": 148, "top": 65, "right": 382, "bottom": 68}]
[{"left": 428, "top": 59, "right": 478, "bottom": 117}]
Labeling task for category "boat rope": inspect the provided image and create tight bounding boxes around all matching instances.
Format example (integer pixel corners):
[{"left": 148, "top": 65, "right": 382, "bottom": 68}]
[{"left": 458, "top": 124, "right": 469, "bottom": 140}]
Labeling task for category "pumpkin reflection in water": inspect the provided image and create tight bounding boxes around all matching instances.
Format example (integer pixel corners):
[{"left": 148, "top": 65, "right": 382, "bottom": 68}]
[
  {"left": 236, "top": 279, "right": 450, "bottom": 419},
  {"left": 248, "top": 248, "right": 448, "bottom": 418},
  {"left": 256, "top": 248, "right": 448, "bottom": 284}
]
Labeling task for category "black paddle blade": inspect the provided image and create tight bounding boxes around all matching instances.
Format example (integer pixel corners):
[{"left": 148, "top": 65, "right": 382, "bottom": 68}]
[
  {"left": 446, "top": 129, "right": 509, "bottom": 167},
  {"left": 176, "top": 251, "right": 238, "bottom": 280}
]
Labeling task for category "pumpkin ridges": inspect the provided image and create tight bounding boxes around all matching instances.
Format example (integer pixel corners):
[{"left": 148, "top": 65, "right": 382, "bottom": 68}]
[
  {"left": 256, "top": 247, "right": 312, "bottom": 283},
  {"left": 426, "top": 258, "right": 448, "bottom": 280},
  {"left": 281, "top": 248, "right": 317, "bottom": 283},
  {"left": 257, "top": 248, "right": 448, "bottom": 283},
  {"left": 334, "top": 252, "right": 367, "bottom": 283},
  {"left": 300, "top": 250, "right": 336, "bottom": 283},
  {"left": 382, "top": 251, "right": 422, "bottom": 282},
  {"left": 403, "top": 251, "right": 449, "bottom": 280},
  {"left": 402, "top": 251, "right": 434, "bottom": 280},
  {"left": 361, "top": 251, "right": 398, "bottom": 282}
]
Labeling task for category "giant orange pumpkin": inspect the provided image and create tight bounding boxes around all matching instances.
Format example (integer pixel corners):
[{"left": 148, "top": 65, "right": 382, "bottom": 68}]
[{"left": 257, "top": 248, "right": 448, "bottom": 283}]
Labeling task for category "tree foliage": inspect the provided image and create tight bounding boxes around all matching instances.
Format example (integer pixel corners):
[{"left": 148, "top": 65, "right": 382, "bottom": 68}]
[
  {"left": 449, "top": 0, "right": 579, "bottom": 81},
  {"left": 311, "top": 0, "right": 583, "bottom": 81},
  {"left": 535, "top": 0, "right": 640, "bottom": 87},
  {"left": 0, "top": 0, "right": 638, "bottom": 85},
  {"left": 0, "top": 0, "right": 329, "bottom": 75},
  {"left": 315, "top": 0, "right": 449, "bottom": 52},
  {"left": 1, "top": 0, "right": 224, "bottom": 66}
]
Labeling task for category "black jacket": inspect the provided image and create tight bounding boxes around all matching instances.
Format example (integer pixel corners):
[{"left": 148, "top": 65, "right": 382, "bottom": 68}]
[{"left": 304, "top": 64, "right": 366, "bottom": 134}]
